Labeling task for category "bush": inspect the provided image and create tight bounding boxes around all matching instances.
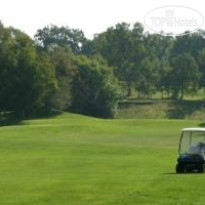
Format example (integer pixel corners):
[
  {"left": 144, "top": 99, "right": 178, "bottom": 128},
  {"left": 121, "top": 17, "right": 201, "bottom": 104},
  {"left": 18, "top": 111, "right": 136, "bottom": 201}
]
[{"left": 71, "top": 55, "right": 119, "bottom": 118}]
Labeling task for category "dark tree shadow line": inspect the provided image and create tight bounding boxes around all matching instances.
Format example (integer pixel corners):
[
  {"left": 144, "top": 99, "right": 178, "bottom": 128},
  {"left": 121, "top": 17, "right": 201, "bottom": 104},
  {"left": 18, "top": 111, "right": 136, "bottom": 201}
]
[
  {"left": 167, "top": 100, "right": 205, "bottom": 119},
  {"left": 0, "top": 109, "right": 62, "bottom": 127}
]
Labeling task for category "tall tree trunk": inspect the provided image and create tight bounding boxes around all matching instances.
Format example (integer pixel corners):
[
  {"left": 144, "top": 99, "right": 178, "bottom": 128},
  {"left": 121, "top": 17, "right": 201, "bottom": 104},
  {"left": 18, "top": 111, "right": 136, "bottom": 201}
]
[
  {"left": 180, "top": 88, "right": 184, "bottom": 100},
  {"left": 127, "top": 82, "right": 132, "bottom": 97}
]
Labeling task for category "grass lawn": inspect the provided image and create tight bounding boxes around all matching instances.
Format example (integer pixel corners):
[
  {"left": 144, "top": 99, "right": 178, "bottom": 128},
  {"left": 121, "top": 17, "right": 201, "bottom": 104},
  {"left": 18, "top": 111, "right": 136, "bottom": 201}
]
[{"left": 0, "top": 113, "right": 205, "bottom": 204}]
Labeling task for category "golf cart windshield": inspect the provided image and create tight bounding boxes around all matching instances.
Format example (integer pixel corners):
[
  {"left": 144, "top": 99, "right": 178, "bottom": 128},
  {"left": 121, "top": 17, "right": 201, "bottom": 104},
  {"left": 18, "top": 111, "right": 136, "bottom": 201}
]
[{"left": 179, "top": 129, "right": 205, "bottom": 155}]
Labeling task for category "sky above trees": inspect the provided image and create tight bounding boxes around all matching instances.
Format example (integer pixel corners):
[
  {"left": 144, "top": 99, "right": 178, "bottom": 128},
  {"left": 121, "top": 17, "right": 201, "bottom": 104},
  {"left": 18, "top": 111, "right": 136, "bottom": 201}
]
[{"left": 0, "top": 0, "right": 204, "bottom": 39}]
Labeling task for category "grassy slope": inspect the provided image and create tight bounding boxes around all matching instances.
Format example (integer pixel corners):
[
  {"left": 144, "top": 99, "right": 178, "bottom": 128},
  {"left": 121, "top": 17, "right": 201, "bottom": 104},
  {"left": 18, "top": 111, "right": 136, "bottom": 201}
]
[{"left": 0, "top": 113, "right": 205, "bottom": 205}]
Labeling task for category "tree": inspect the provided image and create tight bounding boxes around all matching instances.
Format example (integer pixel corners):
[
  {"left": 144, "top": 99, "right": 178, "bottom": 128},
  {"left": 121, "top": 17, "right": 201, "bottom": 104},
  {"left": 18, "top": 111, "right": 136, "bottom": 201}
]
[
  {"left": 143, "top": 34, "right": 174, "bottom": 99},
  {"left": 170, "top": 53, "right": 200, "bottom": 100},
  {"left": 0, "top": 26, "right": 57, "bottom": 117},
  {"left": 171, "top": 31, "right": 205, "bottom": 58},
  {"left": 71, "top": 55, "right": 119, "bottom": 118},
  {"left": 35, "top": 25, "right": 87, "bottom": 54},
  {"left": 197, "top": 48, "right": 205, "bottom": 91},
  {"left": 49, "top": 47, "right": 75, "bottom": 110},
  {"left": 89, "top": 22, "right": 145, "bottom": 97},
  {"left": 135, "top": 56, "right": 159, "bottom": 99},
  {"left": 0, "top": 25, "right": 16, "bottom": 112}
]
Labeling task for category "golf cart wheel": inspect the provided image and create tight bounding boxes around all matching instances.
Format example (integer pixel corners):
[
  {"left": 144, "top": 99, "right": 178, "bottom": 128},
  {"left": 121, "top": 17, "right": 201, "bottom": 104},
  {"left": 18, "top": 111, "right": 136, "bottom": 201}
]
[
  {"left": 176, "top": 164, "right": 184, "bottom": 173},
  {"left": 198, "top": 164, "right": 205, "bottom": 173}
]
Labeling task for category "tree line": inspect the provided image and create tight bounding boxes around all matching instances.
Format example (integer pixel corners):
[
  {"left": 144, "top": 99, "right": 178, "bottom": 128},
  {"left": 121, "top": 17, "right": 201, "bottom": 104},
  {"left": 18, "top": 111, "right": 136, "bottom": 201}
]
[
  {"left": 1, "top": 21, "right": 205, "bottom": 118},
  {"left": 83, "top": 23, "right": 205, "bottom": 100}
]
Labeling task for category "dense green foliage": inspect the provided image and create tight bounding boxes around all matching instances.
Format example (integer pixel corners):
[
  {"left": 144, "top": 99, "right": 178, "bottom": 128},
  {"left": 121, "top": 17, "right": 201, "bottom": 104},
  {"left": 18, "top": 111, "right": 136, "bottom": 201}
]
[
  {"left": 84, "top": 24, "right": 205, "bottom": 100},
  {"left": 1, "top": 21, "right": 205, "bottom": 118},
  {"left": 35, "top": 25, "right": 86, "bottom": 54},
  {"left": 0, "top": 27, "right": 57, "bottom": 117},
  {"left": 0, "top": 112, "right": 204, "bottom": 204},
  {"left": 0, "top": 24, "right": 119, "bottom": 118},
  {"left": 71, "top": 55, "right": 119, "bottom": 118}
]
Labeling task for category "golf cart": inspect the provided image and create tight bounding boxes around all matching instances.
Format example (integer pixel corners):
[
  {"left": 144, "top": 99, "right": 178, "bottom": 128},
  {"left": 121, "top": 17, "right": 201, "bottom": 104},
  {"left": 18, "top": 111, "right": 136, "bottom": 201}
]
[{"left": 176, "top": 128, "right": 205, "bottom": 173}]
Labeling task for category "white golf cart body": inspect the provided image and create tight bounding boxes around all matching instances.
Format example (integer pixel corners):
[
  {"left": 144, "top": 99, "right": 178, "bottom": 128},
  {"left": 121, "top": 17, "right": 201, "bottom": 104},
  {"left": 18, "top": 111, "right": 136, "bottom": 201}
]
[
  {"left": 176, "top": 128, "right": 205, "bottom": 173},
  {"left": 179, "top": 128, "right": 205, "bottom": 155}
]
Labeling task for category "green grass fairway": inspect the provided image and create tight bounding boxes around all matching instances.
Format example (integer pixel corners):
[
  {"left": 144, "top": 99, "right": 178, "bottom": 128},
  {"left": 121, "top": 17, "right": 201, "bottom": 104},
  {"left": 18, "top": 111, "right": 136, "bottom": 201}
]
[{"left": 0, "top": 113, "right": 205, "bottom": 205}]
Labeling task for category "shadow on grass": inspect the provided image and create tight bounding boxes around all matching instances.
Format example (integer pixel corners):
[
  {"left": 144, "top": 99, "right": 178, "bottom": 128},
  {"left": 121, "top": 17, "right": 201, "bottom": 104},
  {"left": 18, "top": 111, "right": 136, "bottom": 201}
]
[
  {"left": 162, "top": 172, "right": 177, "bottom": 175},
  {"left": 118, "top": 99, "right": 205, "bottom": 119},
  {"left": 199, "top": 122, "right": 205, "bottom": 127},
  {"left": 0, "top": 109, "right": 62, "bottom": 127},
  {"left": 163, "top": 172, "right": 205, "bottom": 175},
  {"left": 167, "top": 100, "right": 205, "bottom": 119},
  {"left": 0, "top": 112, "right": 24, "bottom": 127},
  {"left": 0, "top": 118, "right": 24, "bottom": 127}
]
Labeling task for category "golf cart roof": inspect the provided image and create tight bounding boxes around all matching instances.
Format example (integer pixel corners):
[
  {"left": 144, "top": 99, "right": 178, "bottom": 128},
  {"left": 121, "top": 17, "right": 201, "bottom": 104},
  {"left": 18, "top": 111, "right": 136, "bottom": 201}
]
[{"left": 182, "top": 128, "right": 205, "bottom": 132}]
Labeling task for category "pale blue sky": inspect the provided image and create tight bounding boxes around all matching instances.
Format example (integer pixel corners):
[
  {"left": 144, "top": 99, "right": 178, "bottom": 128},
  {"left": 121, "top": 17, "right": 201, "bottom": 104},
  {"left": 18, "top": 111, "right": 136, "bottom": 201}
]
[{"left": 0, "top": 0, "right": 204, "bottom": 38}]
